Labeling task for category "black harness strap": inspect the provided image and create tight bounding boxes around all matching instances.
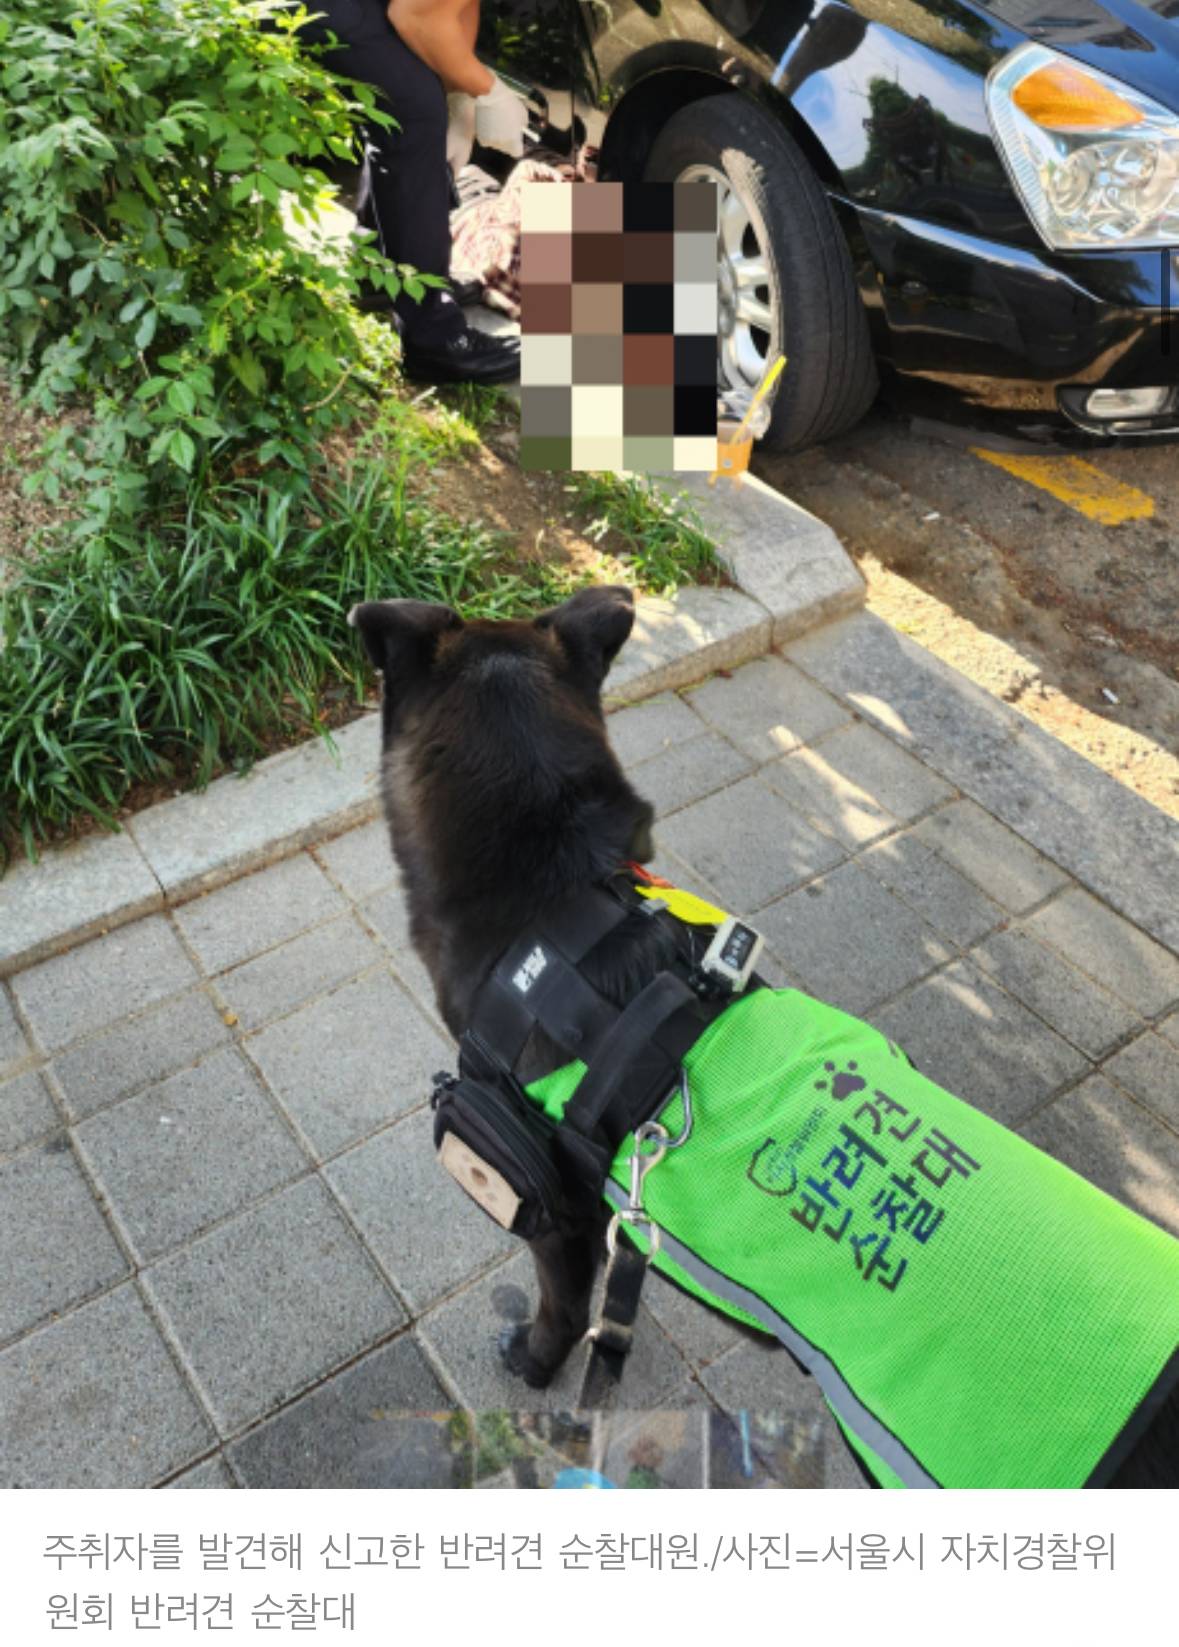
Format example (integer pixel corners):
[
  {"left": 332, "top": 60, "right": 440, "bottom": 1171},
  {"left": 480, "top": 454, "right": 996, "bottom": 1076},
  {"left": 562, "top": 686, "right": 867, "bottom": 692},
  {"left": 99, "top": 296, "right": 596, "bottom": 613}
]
[
  {"left": 578, "top": 1236, "right": 650, "bottom": 1409},
  {"left": 464, "top": 885, "right": 635, "bottom": 1070},
  {"left": 562, "top": 971, "right": 718, "bottom": 1147}
]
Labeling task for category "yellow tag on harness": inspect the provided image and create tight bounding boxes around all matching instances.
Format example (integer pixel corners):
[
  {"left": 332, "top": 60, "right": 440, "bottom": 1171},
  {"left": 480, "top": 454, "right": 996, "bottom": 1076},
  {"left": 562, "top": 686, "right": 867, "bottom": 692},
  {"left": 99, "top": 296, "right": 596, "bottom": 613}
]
[{"left": 634, "top": 881, "right": 729, "bottom": 928}]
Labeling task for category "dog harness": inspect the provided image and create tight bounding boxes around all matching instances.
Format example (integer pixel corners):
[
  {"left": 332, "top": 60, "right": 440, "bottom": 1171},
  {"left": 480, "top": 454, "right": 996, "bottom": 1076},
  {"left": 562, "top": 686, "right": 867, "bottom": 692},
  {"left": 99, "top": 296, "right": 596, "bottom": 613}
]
[{"left": 432, "top": 869, "right": 1179, "bottom": 1488}]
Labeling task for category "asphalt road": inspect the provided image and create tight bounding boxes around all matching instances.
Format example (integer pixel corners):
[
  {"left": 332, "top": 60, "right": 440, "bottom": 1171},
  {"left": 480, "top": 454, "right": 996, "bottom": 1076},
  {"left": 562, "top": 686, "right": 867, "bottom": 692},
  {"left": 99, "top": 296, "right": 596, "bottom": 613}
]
[{"left": 754, "top": 408, "right": 1179, "bottom": 819}]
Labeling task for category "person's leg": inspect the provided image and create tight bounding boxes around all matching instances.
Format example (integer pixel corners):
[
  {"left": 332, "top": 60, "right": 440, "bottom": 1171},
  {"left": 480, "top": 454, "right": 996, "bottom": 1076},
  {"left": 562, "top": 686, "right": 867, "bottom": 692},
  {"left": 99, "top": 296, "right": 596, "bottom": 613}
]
[
  {"left": 296, "top": 0, "right": 518, "bottom": 377},
  {"left": 301, "top": 0, "right": 461, "bottom": 340}
]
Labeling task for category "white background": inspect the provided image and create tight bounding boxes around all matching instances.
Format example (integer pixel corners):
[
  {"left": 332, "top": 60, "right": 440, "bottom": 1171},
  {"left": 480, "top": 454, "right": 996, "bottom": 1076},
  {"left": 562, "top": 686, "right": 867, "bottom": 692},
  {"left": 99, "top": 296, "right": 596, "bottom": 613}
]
[{"left": 4, "top": 1486, "right": 1173, "bottom": 1646}]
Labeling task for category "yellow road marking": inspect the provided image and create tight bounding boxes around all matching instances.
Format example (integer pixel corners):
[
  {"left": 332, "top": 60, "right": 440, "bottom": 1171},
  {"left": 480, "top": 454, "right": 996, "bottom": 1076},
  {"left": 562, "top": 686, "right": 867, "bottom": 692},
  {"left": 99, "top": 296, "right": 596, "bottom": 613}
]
[{"left": 970, "top": 449, "right": 1155, "bottom": 525}]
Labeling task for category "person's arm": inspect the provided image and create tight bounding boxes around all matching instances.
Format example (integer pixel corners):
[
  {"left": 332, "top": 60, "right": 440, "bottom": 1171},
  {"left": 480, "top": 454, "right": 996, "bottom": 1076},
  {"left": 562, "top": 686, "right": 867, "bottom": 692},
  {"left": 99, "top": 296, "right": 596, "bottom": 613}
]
[{"left": 388, "top": 0, "right": 493, "bottom": 96}]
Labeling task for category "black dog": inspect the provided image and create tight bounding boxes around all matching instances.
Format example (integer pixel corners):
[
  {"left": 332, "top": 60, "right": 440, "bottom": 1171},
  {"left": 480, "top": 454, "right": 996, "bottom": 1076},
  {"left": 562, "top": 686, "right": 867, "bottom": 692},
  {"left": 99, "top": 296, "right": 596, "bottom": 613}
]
[{"left": 350, "top": 585, "right": 1179, "bottom": 1487}]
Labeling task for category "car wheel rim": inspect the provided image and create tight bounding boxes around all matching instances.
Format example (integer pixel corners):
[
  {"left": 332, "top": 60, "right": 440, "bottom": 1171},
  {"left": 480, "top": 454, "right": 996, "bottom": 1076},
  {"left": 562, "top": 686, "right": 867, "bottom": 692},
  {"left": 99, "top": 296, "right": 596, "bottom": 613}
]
[{"left": 678, "top": 162, "right": 775, "bottom": 396}]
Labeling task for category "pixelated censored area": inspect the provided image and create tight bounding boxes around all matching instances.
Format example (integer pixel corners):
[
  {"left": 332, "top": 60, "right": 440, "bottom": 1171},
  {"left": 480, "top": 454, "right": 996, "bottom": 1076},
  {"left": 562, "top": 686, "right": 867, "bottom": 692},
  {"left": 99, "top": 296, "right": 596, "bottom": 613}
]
[{"left": 519, "top": 182, "right": 718, "bottom": 473}]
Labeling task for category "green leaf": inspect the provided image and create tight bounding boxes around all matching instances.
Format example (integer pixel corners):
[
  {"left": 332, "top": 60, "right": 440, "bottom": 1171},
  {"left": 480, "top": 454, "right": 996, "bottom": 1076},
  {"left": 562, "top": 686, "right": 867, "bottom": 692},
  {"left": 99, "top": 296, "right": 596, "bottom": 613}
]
[
  {"left": 261, "top": 157, "right": 302, "bottom": 190},
  {"left": 166, "top": 380, "right": 196, "bottom": 416},
  {"left": 229, "top": 349, "right": 265, "bottom": 396},
  {"left": 147, "top": 428, "right": 173, "bottom": 465},
  {"left": 168, "top": 430, "right": 196, "bottom": 472},
  {"left": 134, "top": 309, "right": 158, "bottom": 350},
  {"left": 68, "top": 263, "right": 95, "bottom": 296}
]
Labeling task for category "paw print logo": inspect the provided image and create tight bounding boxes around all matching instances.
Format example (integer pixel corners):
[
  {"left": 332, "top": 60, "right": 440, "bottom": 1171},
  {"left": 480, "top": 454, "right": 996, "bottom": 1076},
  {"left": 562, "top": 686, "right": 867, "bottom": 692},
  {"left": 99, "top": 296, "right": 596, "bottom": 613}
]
[{"left": 814, "top": 1060, "right": 867, "bottom": 1101}]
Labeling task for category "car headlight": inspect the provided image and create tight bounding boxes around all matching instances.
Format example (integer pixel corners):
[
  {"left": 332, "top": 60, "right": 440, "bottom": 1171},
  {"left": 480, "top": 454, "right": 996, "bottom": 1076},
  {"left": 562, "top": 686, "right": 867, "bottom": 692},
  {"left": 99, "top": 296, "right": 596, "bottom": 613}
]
[{"left": 986, "top": 43, "right": 1179, "bottom": 250}]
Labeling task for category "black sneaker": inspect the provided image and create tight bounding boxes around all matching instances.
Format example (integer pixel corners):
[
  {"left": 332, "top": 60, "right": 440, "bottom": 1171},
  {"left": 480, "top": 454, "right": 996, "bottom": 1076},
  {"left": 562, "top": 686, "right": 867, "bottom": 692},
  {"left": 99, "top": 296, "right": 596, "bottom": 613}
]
[{"left": 401, "top": 325, "right": 520, "bottom": 386}]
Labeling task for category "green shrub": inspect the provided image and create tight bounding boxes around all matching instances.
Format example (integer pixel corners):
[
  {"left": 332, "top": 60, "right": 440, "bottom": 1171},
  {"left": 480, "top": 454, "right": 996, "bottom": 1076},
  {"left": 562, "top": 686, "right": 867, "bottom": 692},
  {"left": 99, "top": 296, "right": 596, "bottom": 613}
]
[
  {"left": 0, "top": 453, "right": 587, "bottom": 861},
  {"left": 0, "top": 0, "right": 422, "bottom": 527}
]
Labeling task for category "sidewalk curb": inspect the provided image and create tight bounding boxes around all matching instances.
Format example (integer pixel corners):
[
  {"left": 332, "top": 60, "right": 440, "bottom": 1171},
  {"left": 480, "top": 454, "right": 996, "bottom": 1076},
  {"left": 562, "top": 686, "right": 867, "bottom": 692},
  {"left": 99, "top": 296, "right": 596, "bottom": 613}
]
[
  {"left": 784, "top": 611, "right": 1179, "bottom": 960},
  {"left": 0, "top": 479, "right": 862, "bottom": 978}
]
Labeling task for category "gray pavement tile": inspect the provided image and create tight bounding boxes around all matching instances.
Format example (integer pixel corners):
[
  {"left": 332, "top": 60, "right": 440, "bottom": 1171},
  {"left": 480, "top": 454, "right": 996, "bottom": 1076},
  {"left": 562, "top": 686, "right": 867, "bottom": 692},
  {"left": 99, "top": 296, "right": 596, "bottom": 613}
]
[
  {"left": 313, "top": 820, "right": 399, "bottom": 902},
  {"left": 142, "top": 1177, "right": 404, "bottom": 1434},
  {"left": 1020, "top": 1074, "right": 1179, "bottom": 1239},
  {"left": 860, "top": 832, "right": 1005, "bottom": 948},
  {"left": 214, "top": 916, "right": 380, "bottom": 1032},
  {"left": 684, "top": 656, "right": 850, "bottom": 764},
  {"left": 51, "top": 988, "right": 231, "bottom": 1122},
  {"left": 870, "top": 959, "right": 1090, "bottom": 1127},
  {"left": 908, "top": 799, "right": 1070, "bottom": 914},
  {"left": 74, "top": 1048, "right": 308, "bottom": 1263},
  {"left": 1102, "top": 1032, "right": 1179, "bottom": 1131},
  {"left": 641, "top": 1267, "right": 747, "bottom": 1371},
  {"left": 762, "top": 747, "right": 894, "bottom": 849},
  {"left": 324, "top": 1107, "right": 515, "bottom": 1312},
  {"left": 657, "top": 775, "right": 845, "bottom": 913},
  {"left": 418, "top": 1249, "right": 690, "bottom": 1412},
  {"left": 11, "top": 915, "right": 198, "bottom": 1052},
  {"left": 250, "top": 971, "right": 449, "bottom": 1160},
  {"left": 972, "top": 926, "right": 1142, "bottom": 1060},
  {"left": 358, "top": 886, "right": 440, "bottom": 1016},
  {"left": 698, "top": 1335, "right": 827, "bottom": 1419},
  {"left": 0, "top": 1139, "right": 128, "bottom": 1343},
  {"left": 0, "top": 1284, "right": 214, "bottom": 1488},
  {"left": 765, "top": 722, "right": 953, "bottom": 850},
  {"left": 607, "top": 692, "right": 705, "bottom": 769},
  {"left": 174, "top": 854, "right": 346, "bottom": 975},
  {"left": 754, "top": 862, "right": 951, "bottom": 1016},
  {"left": 785, "top": 611, "right": 1179, "bottom": 955},
  {"left": 1161, "top": 1011, "right": 1179, "bottom": 1051},
  {"left": 0, "top": 830, "right": 162, "bottom": 978},
  {"left": 166, "top": 1454, "right": 236, "bottom": 1488},
  {"left": 0, "top": 986, "right": 29, "bottom": 1076},
  {"left": 629, "top": 730, "right": 753, "bottom": 820},
  {"left": 229, "top": 1337, "right": 465, "bottom": 1488},
  {"left": 1025, "top": 887, "right": 1179, "bottom": 1017},
  {"left": 0, "top": 1071, "right": 59, "bottom": 1156}
]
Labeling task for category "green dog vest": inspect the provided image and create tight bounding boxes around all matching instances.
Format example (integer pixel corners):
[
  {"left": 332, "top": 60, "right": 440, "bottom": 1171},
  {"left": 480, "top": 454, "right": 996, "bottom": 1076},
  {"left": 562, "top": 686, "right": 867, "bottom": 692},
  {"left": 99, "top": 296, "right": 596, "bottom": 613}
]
[{"left": 526, "top": 890, "right": 1179, "bottom": 1489}]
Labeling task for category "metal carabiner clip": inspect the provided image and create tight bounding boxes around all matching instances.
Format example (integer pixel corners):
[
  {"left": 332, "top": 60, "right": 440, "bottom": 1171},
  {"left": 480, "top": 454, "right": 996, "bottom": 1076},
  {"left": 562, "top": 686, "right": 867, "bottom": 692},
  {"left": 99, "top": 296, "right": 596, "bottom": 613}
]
[{"left": 606, "top": 1120, "right": 668, "bottom": 1257}]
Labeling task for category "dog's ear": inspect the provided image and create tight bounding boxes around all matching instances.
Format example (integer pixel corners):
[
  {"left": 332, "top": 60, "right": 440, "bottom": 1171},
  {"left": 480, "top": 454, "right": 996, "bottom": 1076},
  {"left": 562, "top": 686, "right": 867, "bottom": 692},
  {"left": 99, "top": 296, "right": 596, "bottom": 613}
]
[
  {"left": 535, "top": 585, "right": 635, "bottom": 688},
  {"left": 347, "top": 600, "right": 463, "bottom": 693}
]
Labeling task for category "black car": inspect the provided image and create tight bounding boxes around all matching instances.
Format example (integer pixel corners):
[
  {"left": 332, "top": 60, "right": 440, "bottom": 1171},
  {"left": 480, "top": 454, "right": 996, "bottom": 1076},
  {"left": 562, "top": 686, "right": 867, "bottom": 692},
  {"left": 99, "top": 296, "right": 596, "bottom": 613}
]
[{"left": 482, "top": 0, "right": 1179, "bottom": 450}]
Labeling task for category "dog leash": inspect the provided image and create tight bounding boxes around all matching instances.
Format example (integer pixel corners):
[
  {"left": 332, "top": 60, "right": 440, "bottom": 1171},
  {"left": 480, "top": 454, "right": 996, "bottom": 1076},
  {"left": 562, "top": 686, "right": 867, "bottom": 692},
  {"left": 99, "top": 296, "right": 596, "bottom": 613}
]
[{"left": 577, "top": 1073, "right": 694, "bottom": 1409}]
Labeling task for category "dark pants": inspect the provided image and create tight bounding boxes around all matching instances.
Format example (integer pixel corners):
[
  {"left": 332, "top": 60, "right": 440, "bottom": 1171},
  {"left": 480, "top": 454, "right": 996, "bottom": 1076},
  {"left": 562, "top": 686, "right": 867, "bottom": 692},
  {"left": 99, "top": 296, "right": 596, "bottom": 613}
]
[{"left": 297, "top": 0, "right": 463, "bottom": 341}]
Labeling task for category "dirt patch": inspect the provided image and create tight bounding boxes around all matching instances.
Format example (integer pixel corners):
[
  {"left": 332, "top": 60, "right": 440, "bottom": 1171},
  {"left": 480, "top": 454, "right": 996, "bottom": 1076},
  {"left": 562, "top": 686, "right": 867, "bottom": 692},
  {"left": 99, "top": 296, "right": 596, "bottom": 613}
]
[
  {"left": 416, "top": 414, "right": 620, "bottom": 584},
  {"left": 0, "top": 382, "right": 72, "bottom": 574}
]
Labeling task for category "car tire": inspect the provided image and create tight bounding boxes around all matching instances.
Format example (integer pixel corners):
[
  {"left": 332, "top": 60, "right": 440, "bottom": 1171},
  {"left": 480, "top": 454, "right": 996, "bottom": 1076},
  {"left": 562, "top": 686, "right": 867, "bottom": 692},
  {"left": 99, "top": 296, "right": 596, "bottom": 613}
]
[{"left": 644, "top": 93, "right": 878, "bottom": 452}]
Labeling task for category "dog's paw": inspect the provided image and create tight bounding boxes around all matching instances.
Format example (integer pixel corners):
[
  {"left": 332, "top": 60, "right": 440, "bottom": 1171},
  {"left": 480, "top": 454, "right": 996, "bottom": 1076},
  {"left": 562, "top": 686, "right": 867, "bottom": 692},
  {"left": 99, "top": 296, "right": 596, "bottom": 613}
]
[{"left": 498, "top": 1322, "right": 556, "bottom": 1389}]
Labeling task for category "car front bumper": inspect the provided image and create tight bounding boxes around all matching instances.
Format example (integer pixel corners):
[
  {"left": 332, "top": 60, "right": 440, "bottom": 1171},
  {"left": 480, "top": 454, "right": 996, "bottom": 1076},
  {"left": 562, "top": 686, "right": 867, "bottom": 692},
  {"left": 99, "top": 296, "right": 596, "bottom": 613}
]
[{"left": 841, "top": 200, "right": 1179, "bottom": 436}]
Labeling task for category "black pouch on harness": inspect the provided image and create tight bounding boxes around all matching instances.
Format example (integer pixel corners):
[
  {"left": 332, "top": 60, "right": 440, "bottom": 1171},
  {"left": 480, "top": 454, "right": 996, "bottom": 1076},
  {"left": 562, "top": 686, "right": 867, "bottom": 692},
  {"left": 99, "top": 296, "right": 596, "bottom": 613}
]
[{"left": 431, "top": 1071, "right": 569, "bottom": 1241}]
